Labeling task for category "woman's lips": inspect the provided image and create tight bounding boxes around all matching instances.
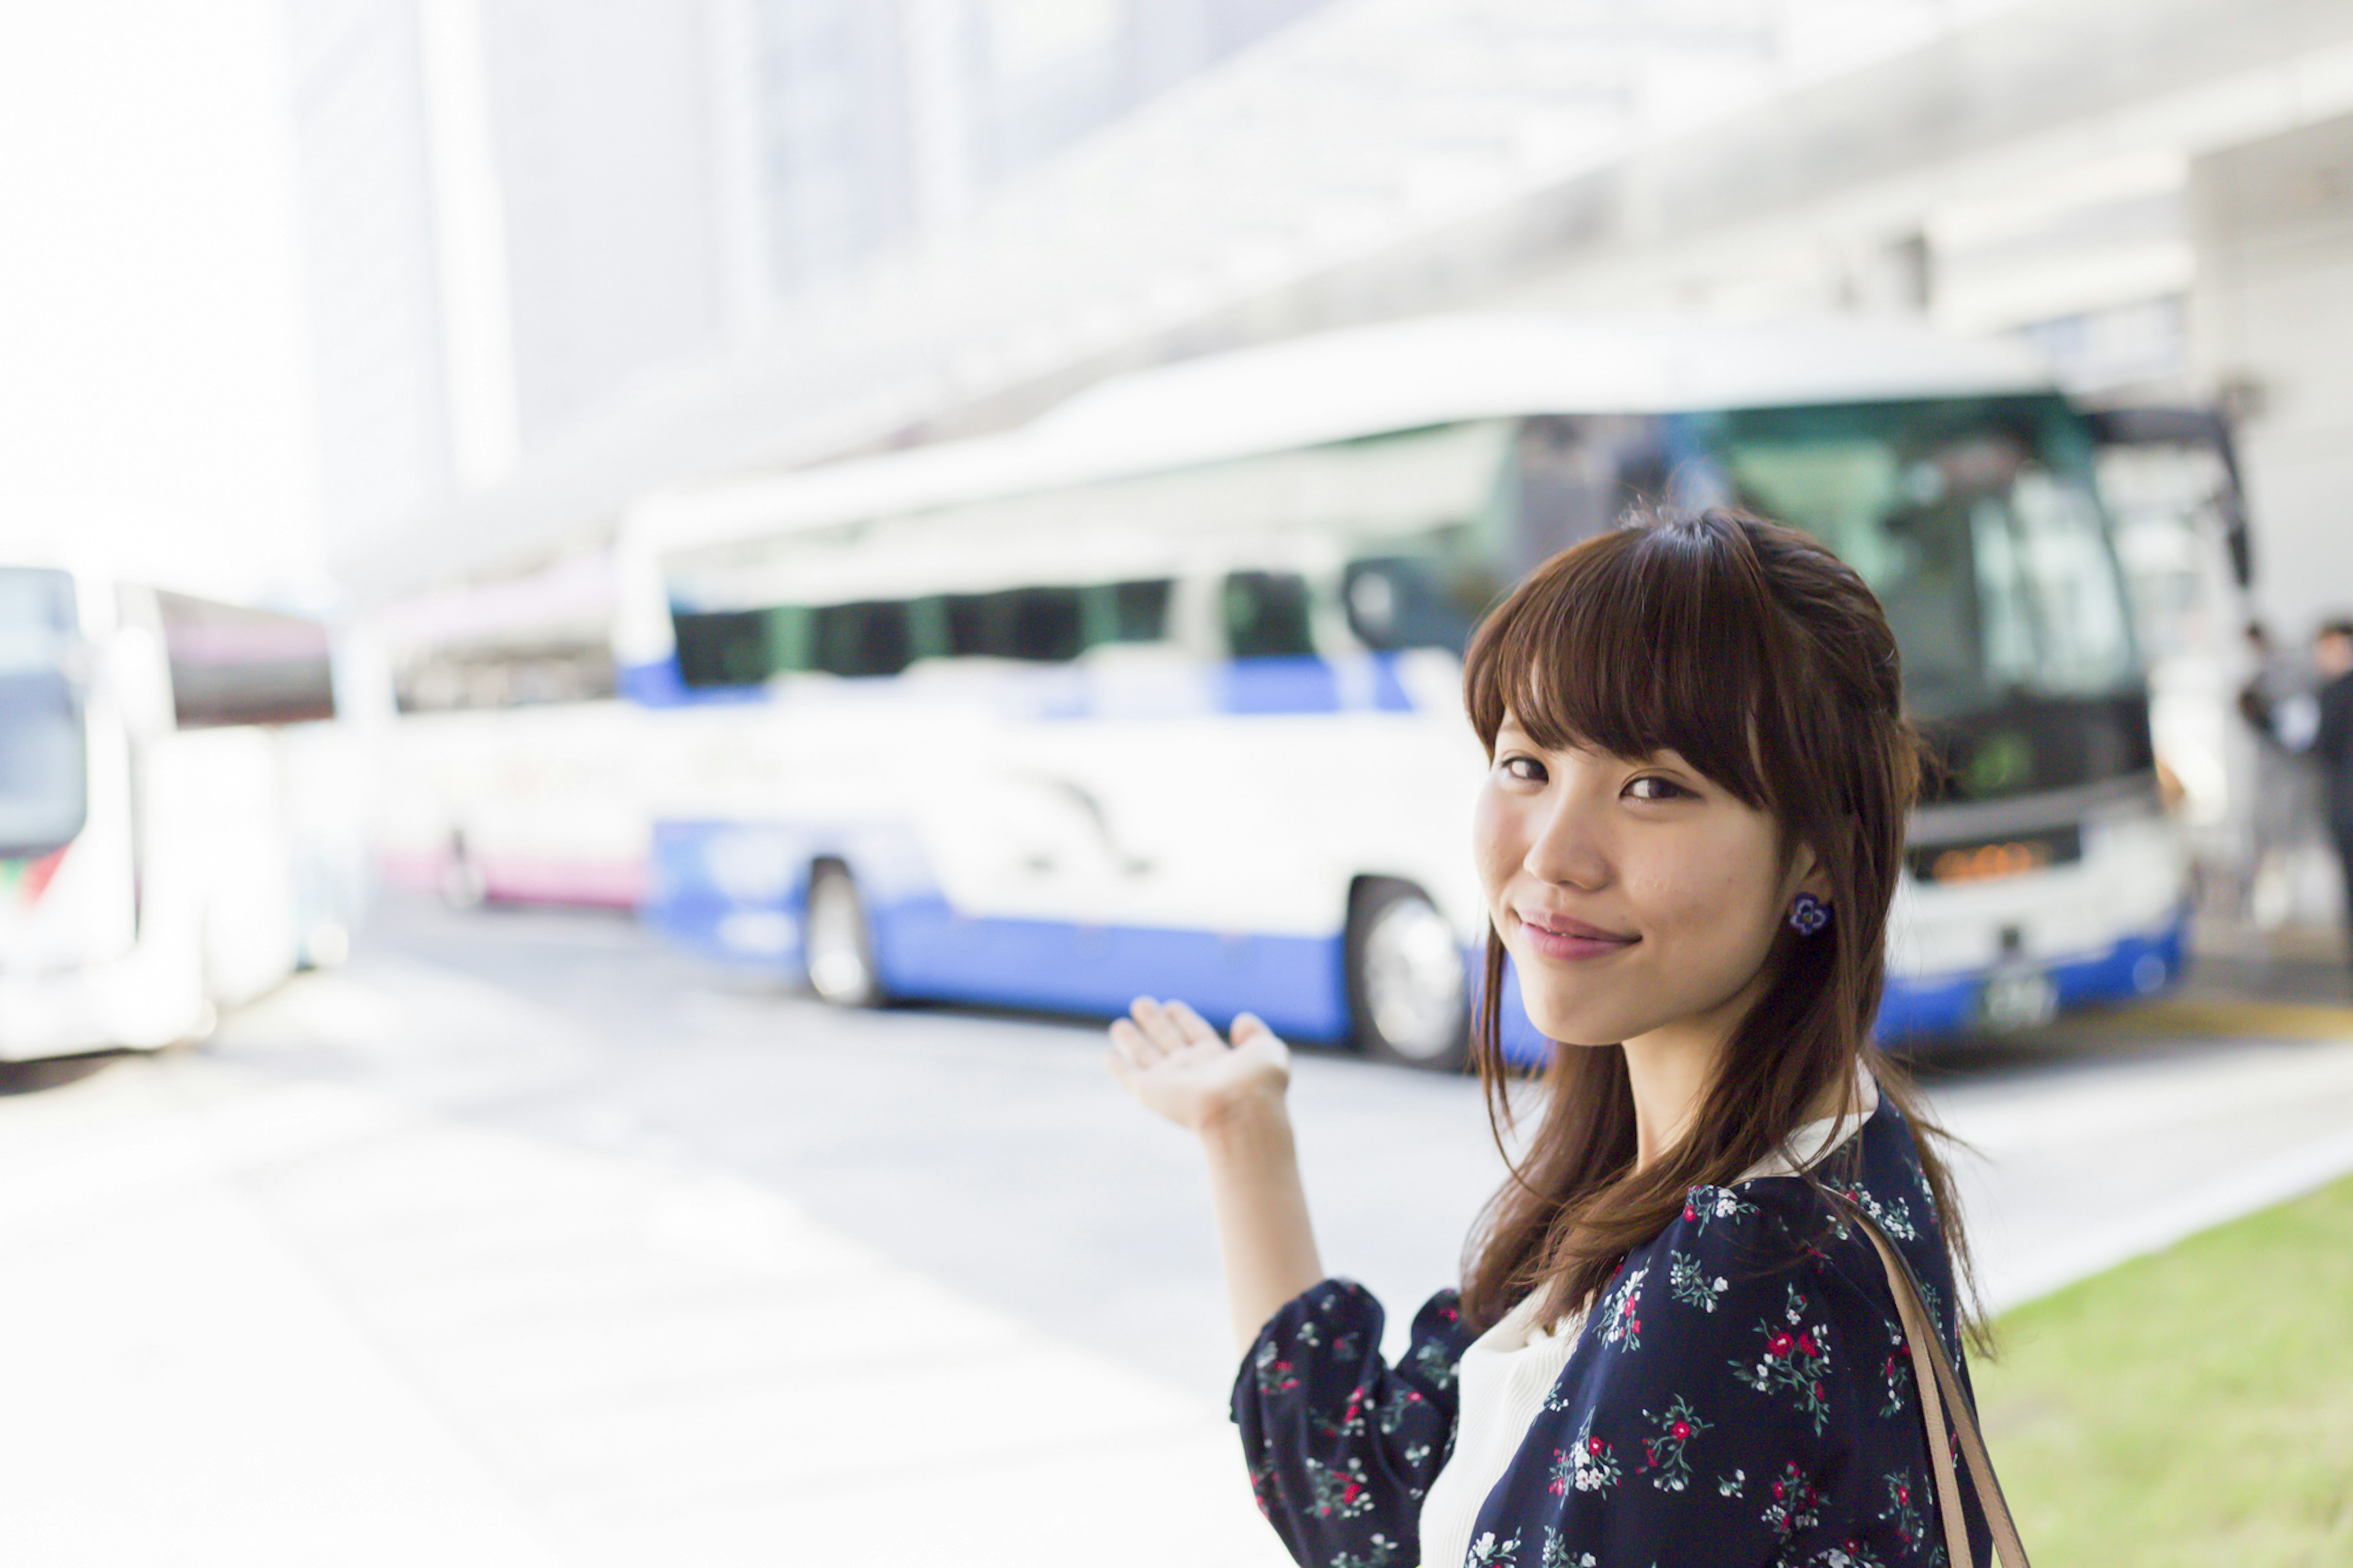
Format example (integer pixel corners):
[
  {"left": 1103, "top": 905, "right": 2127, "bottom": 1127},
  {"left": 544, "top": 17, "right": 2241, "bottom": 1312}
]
[{"left": 1516, "top": 910, "right": 1639, "bottom": 963}]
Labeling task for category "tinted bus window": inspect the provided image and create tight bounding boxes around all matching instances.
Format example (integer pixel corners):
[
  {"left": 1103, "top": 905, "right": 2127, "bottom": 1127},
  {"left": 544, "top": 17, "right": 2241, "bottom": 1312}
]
[
  {"left": 813, "top": 600, "right": 914, "bottom": 677},
  {"left": 1001, "top": 588, "right": 1083, "bottom": 660},
  {"left": 1343, "top": 556, "right": 1484, "bottom": 653},
  {"left": 942, "top": 594, "right": 991, "bottom": 658},
  {"left": 1090, "top": 579, "right": 1172, "bottom": 645},
  {"left": 674, "top": 608, "right": 771, "bottom": 688},
  {"left": 938, "top": 588, "right": 1087, "bottom": 662},
  {"left": 1222, "top": 572, "right": 1316, "bottom": 659},
  {"left": 156, "top": 591, "right": 336, "bottom": 727},
  {"left": 0, "top": 567, "right": 86, "bottom": 855}
]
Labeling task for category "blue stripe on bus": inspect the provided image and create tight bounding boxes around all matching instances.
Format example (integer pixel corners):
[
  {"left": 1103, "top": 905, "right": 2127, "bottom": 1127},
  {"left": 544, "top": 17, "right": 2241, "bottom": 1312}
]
[
  {"left": 1874, "top": 905, "right": 2188, "bottom": 1042},
  {"left": 617, "top": 653, "right": 1422, "bottom": 717},
  {"left": 649, "top": 820, "right": 2192, "bottom": 1058},
  {"left": 644, "top": 817, "right": 1552, "bottom": 1051},
  {"left": 877, "top": 898, "right": 1351, "bottom": 1040},
  {"left": 1219, "top": 657, "right": 1341, "bottom": 714},
  {"left": 646, "top": 817, "right": 1354, "bottom": 1039},
  {"left": 619, "top": 657, "right": 763, "bottom": 707}
]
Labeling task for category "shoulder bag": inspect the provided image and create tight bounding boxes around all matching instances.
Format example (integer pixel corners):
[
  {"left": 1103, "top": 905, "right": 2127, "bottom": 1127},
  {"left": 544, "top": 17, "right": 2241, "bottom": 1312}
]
[{"left": 1832, "top": 1194, "right": 2034, "bottom": 1568}]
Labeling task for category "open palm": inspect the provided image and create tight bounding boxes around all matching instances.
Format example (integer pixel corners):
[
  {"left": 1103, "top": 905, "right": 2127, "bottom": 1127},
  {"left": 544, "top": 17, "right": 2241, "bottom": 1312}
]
[{"left": 1107, "top": 996, "right": 1290, "bottom": 1132}]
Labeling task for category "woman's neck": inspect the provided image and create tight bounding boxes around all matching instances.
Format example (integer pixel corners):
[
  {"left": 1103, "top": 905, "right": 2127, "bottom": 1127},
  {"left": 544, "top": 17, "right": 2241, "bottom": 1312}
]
[
  {"left": 1622, "top": 976, "right": 1857, "bottom": 1172},
  {"left": 1618, "top": 966, "right": 1772, "bottom": 1170},
  {"left": 1619, "top": 1023, "right": 1724, "bottom": 1171}
]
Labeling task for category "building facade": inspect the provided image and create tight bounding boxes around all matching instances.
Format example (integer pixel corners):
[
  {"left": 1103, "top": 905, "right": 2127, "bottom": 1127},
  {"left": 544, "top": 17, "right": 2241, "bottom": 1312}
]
[
  {"left": 287, "top": 0, "right": 2353, "bottom": 646},
  {"left": 287, "top": 0, "right": 1344, "bottom": 578}
]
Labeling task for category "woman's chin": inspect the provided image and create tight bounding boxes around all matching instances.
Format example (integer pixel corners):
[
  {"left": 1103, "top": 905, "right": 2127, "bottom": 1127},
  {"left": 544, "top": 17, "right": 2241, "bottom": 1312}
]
[{"left": 1520, "top": 999, "right": 1631, "bottom": 1049}]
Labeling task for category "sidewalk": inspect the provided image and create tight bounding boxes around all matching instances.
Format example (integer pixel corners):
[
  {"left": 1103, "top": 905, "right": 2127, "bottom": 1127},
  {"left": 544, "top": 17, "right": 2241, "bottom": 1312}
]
[
  {"left": 0, "top": 969, "right": 1284, "bottom": 1568},
  {"left": 7, "top": 918, "right": 2353, "bottom": 1566}
]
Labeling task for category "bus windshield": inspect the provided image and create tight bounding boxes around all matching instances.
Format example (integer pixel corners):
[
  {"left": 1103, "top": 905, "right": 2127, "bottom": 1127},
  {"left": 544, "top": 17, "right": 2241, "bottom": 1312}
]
[
  {"left": 1702, "top": 395, "right": 2149, "bottom": 803},
  {"left": 0, "top": 569, "right": 87, "bottom": 856}
]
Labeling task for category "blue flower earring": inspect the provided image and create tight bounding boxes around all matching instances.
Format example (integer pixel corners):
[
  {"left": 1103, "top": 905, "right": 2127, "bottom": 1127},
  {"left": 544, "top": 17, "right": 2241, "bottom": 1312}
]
[{"left": 1789, "top": 893, "right": 1832, "bottom": 936}]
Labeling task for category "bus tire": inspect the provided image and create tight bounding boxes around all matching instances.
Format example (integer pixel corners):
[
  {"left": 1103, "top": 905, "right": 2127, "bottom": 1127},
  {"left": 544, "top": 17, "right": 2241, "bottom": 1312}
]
[
  {"left": 803, "top": 861, "right": 884, "bottom": 1008},
  {"left": 1346, "top": 878, "right": 1469, "bottom": 1072}
]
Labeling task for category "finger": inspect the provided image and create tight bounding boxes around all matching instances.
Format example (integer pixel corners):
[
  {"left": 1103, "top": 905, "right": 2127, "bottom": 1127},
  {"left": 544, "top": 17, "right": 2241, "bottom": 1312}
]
[
  {"left": 1231, "top": 1011, "right": 1268, "bottom": 1045},
  {"left": 1163, "top": 998, "right": 1223, "bottom": 1050},
  {"left": 1129, "top": 996, "right": 1191, "bottom": 1057},
  {"left": 1104, "top": 1047, "right": 1137, "bottom": 1089},
  {"left": 1109, "top": 1017, "right": 1162, "bottom": 1066}
]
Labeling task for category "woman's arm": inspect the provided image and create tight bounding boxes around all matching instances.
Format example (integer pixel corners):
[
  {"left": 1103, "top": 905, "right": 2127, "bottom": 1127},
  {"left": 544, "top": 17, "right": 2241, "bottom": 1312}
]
[{"left": 1107, "top": 998, "right": 1324, "bottom": 1350}]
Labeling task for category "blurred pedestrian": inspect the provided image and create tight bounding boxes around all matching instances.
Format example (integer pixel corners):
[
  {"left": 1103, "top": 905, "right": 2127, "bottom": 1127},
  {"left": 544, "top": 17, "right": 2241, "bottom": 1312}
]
[
  {"left": 2237, "top": 619, "right": 2321, "bottom": 927},
  {"left": 1107, "top": 510, "right": 2021, "bottom": 1568},
  {"left": 2308, "top": 619, "right": 2353, "bottom": 972}
]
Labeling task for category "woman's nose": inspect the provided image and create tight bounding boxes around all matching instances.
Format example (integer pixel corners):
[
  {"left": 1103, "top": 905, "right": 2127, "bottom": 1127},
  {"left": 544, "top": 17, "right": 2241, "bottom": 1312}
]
[{"left": 1523, "top": 793, "right": 1610, "bottom": 890}]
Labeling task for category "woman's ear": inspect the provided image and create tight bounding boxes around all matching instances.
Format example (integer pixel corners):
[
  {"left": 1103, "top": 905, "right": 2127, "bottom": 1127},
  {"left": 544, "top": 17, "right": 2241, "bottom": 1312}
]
[{"left": 1789, "top": 841, "right": 1833, "bottom": 902}]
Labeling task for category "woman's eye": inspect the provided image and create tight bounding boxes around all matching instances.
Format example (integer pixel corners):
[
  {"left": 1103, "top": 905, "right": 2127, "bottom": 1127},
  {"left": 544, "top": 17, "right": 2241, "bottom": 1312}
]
[
  {"left": 1625, "top": 775, "right": 1691, "bottom": 801},
  {"left": 1500, "top": 755, "right": 1547, "bottom": 784}
]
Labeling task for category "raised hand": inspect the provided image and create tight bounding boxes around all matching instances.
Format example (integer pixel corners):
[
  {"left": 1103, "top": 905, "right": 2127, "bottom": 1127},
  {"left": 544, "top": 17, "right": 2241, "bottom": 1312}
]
[{"left": 1106, "top": 996, "right": 1291, "bottom": 1133}]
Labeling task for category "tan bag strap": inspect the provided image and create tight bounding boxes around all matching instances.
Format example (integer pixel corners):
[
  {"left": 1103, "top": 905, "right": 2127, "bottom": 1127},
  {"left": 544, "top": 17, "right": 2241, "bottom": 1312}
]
[{"left": 1832, "top": 1196, "right": 2032, "bottom": 1568}]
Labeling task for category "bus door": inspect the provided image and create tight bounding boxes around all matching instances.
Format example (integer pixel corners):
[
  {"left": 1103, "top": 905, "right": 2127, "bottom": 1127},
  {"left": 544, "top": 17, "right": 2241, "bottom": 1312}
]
[{"left": 2085, "top": 406, "right": 2255, "bottom": 865}]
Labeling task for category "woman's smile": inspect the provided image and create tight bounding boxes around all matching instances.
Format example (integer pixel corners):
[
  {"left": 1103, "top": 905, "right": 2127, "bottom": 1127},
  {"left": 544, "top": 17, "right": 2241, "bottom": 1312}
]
[{"left": 1515, "top": 906, "right": 1639, "bottom": 963}]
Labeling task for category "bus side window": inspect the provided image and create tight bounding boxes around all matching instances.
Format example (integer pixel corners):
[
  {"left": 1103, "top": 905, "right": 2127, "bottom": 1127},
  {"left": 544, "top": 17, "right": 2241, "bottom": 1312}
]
[
  {"left": 813, "top": 600, "right": 914, "bottom": 678},
  {"left": 157, "top": 591, "right": 338, "bottom": 725},
  {"left": 1087, "top": 579, "right": 1172, "bottom": 646},
  {"left": 941, "top": 594, "right": 991, "bottom": 658},
  {"left": 673, "top": 609, "right": 771, "bottom": 689},
  {"left": 1342, "top": 557, "right": 1482, "bottom": 653},
  {"left": 939, "top": 588, "right": 1085, "bottom": 662},
  {"left": 1222, "top": 572, "right": 1316, "bottom": 660},
  {"left": 1006, "top": 589, "right": 1083, "bottom": 661}
]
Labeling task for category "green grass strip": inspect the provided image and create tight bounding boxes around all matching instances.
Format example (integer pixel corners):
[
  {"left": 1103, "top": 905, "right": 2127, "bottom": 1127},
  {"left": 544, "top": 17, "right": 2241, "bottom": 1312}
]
[{"left": 1972, "top": 1170, "right": 2353, "bottom": 1566}]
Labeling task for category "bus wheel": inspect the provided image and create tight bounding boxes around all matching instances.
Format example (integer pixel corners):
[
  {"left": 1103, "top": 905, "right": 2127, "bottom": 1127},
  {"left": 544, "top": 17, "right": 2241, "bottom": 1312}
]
[
  {"left": 803, "top": 862, "right": 883, "bottom": 1008},
  {"left": 1347, "top": 879, "right": 1468, "bottom": 1071}
]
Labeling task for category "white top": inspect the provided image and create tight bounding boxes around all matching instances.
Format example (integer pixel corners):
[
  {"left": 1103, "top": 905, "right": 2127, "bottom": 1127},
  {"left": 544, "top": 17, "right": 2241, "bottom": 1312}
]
[{"left": 1416, "top": 1069, "right": 1882, "bottom": 1568}]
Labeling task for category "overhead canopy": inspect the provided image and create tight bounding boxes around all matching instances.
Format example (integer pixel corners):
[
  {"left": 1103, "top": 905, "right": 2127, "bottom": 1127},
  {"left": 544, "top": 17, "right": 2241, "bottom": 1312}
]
[{"left": 360, "top": 0, "right": 2062, "bottom": 600}]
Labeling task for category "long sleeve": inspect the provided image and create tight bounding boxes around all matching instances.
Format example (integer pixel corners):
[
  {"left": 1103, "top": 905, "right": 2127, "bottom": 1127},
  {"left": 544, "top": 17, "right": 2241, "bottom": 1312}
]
[{"left": 1233, "top": 1279, "right": 1474, "bottom": 1568}]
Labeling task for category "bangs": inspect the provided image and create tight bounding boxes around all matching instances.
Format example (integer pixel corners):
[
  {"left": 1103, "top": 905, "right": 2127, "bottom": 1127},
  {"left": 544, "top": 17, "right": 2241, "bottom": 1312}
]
[{"left": 1463, "top": 517, "right": 1783, "bottom": 811}]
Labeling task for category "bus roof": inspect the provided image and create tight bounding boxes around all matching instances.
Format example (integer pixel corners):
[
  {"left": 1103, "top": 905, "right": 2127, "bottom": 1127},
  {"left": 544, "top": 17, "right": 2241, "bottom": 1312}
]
[{"left": 635, "top": 312, "right": 2054, "bottom": 554}]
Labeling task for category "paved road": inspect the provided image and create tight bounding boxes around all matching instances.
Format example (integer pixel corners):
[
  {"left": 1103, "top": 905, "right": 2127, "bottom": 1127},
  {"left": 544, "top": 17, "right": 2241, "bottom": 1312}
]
[{"left": 2, "top": 896, "right": 2349, "bottom": 1566}]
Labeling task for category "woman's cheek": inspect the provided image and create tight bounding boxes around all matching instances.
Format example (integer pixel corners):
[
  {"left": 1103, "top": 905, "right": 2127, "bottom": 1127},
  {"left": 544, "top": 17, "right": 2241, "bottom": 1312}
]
[{"left": 1469, "top": 782, "right": 1517, "bottom": 903}]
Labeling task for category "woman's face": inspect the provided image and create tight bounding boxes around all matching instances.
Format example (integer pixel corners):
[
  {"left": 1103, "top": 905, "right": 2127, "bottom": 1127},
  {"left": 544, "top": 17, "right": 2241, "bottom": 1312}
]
[{"left": 1473, "top": 714, "right": 1819, "bottom": 1048}]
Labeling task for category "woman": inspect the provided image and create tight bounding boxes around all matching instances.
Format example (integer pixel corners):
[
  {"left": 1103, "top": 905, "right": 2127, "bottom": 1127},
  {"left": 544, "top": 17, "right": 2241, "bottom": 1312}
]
[{"left": 1108, "top": 510, "right": 1991, "bottom": 1568}]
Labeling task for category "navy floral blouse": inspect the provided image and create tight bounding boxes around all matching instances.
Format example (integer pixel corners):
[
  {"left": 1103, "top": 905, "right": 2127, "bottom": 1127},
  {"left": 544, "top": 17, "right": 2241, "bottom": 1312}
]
[{"left": 1231, "top": 1099, "right": 1992, "bottom": 1568}]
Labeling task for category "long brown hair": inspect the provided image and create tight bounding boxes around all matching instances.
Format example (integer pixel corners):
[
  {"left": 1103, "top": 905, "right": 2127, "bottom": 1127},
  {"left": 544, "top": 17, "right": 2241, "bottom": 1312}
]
[{"left": 1458, "top": 507, "right": 1977, "bottom": 1337}]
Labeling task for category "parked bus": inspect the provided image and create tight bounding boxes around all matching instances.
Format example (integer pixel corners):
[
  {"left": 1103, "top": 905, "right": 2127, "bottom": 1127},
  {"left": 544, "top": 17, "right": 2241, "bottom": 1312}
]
[
  {"left": 610, "top": 313, "right": 2190, "bottom": 1068},
  {"left": 373, "top": 552, "right": 654, "bottom": 909},
  {"left": 0, "top": 560, "right": 364, "bottom": 1059}
]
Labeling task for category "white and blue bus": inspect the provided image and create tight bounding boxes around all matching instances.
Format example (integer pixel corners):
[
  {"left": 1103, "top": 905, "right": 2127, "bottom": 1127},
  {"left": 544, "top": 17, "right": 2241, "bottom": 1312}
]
[{"left": 615, "top": 313, "right": 2191, "bottom": 1068}]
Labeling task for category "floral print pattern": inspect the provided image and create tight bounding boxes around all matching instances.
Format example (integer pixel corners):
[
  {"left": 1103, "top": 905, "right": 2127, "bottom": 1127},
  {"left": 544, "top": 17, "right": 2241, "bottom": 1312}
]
[
  {"left": 1597, "top": 1266, "right": 1648, "bottom": 1351},
  {"left": 1728, "top": 1282, "right": 1839, "bottom": 1435},
  {"left": 1634, "top": 1395, "right": 1711, "bottom": 1493},
  {"left": 1668, "top": 1251, "right": 1729, "bottom": 1314},
  {"left": 1548, "top": 1418, "right": 1622, "bottom": 1495},
  {"left": 1231, "top": 1099, "right": 1991, "bottom": 1568}
]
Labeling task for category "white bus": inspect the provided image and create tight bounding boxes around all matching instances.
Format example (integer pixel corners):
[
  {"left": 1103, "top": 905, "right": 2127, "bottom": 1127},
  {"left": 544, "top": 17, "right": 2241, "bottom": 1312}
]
[
  {"left": 0, "top": 560, "right": 365, "bottom": 1060},
  {"left": 616, "top": 313, "right": 2192, "bottom": 1068},
  {"left": 373, "top": 553, "right": 654, "bottom": 910}
]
